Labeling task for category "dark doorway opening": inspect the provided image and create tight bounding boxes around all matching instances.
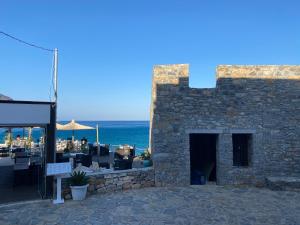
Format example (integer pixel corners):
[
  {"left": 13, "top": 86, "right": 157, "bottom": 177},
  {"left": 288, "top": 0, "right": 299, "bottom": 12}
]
[{"left": 190, "top": 133, "right": 217, "bottom": 185}]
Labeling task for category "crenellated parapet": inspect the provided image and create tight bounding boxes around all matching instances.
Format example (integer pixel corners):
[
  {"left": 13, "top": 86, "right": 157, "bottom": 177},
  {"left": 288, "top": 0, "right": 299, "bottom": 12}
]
[{"left": 217, "top": 65, "right": 300, "bottom": 80}]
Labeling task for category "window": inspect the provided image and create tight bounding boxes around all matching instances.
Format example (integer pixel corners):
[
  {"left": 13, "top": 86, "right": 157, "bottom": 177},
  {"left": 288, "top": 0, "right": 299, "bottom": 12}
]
[{"left": 232, "top": 134, "right": 252, "bottom": 167}]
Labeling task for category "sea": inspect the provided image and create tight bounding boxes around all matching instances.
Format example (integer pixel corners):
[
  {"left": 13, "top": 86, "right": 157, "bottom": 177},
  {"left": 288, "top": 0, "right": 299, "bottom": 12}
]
[{"left": 0, "top": 121, "right": 149, "bottom": 155}]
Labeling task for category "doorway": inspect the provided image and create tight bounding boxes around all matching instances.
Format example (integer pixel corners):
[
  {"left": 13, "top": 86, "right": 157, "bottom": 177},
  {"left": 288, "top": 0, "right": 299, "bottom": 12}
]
[{"left": 190, "top": 133, "right": 217, "bottom": 185}]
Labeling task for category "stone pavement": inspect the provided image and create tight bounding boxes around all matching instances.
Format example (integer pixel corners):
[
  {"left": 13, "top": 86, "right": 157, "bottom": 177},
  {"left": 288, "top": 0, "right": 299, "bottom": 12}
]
[{"left": 1, "top": 185, "right": 300, "bottom": 225}]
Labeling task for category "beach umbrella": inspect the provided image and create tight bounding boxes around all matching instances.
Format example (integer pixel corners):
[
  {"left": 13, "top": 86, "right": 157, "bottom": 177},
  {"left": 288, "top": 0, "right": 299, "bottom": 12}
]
[
  {"left": 56, "top": 123, "right": 65, "bottom": 130},
  {"left": 59, "top": 119, "right": 94, "bottom": 141}
]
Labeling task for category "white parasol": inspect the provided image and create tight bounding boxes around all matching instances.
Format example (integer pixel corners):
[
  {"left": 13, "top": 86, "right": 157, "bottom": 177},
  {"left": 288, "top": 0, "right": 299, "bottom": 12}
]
[{"left": 59, "top": 120, "right": 94, "bottom": 141}]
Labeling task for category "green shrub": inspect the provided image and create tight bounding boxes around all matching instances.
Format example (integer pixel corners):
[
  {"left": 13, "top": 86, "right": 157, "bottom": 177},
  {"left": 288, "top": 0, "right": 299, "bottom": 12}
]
[
  {"left": 69, "top": 171, "right": 89, "bottom": 186},
  {"left": 140, "top": 150, "right": 151, "bottom": 160}
]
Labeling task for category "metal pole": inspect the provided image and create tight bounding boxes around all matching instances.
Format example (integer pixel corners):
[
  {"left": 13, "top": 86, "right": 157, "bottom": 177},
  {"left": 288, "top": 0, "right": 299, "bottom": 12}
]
[
  {"left": 54, "top": 48, "right": 58, "bottom": 103},
  {"left": 96, "top": 124, "right": 100, "bottom": 156},
  {"left": 53, "top": 48, "right": 58, "bottom": 160}
]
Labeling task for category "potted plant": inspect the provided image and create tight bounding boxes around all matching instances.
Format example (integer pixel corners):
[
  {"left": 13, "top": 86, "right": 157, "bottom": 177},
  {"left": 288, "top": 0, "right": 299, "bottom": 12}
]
[
  {"left": 140, "top": 150, "right": 152, "bottom": 167},
  {"left": 69, "top": 171, "right": 89, "bottom": 200}
]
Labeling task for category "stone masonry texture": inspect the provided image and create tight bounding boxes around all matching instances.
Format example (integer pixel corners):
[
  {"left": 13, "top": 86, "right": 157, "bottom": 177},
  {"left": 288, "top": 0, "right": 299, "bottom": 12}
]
[
  {"left": 2, "top": 185, "right": 300, "bottom": 225},
  {"left": 150, "top": 64, "right": 300, "bottom": 186},
  {"left": 62, "top": 168, "right": 154, "bottom": 199}
]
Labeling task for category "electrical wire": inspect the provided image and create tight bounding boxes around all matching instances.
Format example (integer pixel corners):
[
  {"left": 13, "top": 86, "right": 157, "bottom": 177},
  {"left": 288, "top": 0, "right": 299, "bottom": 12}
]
[
  {"left": 0, "top": 30, "right": 56, "bottom": 101},
  {"left": 0, "top": 31, "right": 54, "bottom": 52}
]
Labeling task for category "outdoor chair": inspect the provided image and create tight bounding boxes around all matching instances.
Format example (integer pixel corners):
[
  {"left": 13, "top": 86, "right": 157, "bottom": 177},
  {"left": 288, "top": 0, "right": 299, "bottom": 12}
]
[
  {"left": 12, "top": 148, "right": 25, "bottom": 153},
  {"left": 0, "top": 147, "right": 9, "bottom": 157},
  {"left": 98, "top": 151, "right": 114, "bottom": 169},
  {"left": 56, "top": 152, "right": 69, "bottom": 163},
  {"left": 100, "top": 145, "right": 110, "bottom": 156},
  {"left": 115, "top": 145, "right": 135, "bottom": 158},
  {"left": 75, "top": 154, "right": 92, "bottom": 167},
  {"left": 88, "top": 144, "right": 96, "bottom": 155},
  {"left": 113, "top": 146, "right": 135, "bottom": 170}
]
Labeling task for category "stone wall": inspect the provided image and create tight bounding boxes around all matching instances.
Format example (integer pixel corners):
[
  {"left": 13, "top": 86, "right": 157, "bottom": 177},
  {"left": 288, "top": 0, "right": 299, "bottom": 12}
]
[
  {"left": 150, "top": 64, "right": 300, "bottom": 186},
  {"left": 62, "top": 167, "right": 154, "bottom": 199}
]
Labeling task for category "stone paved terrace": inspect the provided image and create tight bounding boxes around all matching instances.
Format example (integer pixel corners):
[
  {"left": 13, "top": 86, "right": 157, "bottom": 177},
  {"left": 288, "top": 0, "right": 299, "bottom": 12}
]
[{"left": 1, "top": 185, "right": 300, "bottom": 225}]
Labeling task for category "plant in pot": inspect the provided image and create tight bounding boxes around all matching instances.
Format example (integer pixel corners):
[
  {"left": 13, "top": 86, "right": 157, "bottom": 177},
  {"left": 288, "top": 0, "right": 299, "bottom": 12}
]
[
  {"left": 140, "top": 150, "right": 152, "bottom": 167},
  {"left": 69, "top": 171, "right": 89, "bottom": 201}
]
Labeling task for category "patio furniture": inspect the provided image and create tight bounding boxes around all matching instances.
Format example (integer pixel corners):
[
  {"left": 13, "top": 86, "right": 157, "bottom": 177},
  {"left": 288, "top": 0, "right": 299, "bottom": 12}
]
[
  {"left": 89, "top": 144, "right": 97, "bottom": 155},
  {"left": 75, "top": 154, "right": 92, "bottom": 167},
  {"left": 113, "top": 146, "right": 135, "bottom": 170},
  {"left": 132, "top": 157, "right": 144, "bottom": 168},
  {"left": 115, "top": 145, "right": 135, "bottom": 158},
  {"left": 114, "top": 159, "right": 132, "bottom": 170},
  {"left": 0, "top": 147, "right": 9, "bottom": 157},
  {"left": 12, "top": 148, "right": 25, "bottom": 153},
  {"left": 98, "top": 151, "right": 114, "bottom": 169},
  {"left": 100, "top": 145, "right": 110, "bottom": 156},
  {"left": 56, "top": 152, "right": 70, "bottom": 163}
]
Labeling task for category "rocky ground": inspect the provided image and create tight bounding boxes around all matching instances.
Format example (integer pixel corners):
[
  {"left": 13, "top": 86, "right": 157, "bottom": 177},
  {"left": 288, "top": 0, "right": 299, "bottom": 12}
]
[{"left": 0, "top": 185, "right": 299, "bottom": 225}]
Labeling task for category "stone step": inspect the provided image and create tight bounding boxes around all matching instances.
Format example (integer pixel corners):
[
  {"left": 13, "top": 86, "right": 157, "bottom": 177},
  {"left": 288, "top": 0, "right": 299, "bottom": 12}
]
[{"left": 266, "top": 177, "right": 300, "bottom": 191}]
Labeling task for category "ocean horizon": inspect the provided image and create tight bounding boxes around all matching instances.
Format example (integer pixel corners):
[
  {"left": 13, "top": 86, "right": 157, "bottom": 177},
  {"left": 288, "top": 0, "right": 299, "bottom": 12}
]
[{"left": 0, "top": 120, "right": 150, "bottom": 154}]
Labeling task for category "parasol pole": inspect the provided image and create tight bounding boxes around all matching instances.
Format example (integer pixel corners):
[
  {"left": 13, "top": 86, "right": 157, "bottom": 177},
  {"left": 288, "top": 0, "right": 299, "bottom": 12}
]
[
  {"left": 96, "top": 124, "right": 100, "bottom": 155},
  {"left": 72, "top": 130, "right": 75, "bottom": 143}
]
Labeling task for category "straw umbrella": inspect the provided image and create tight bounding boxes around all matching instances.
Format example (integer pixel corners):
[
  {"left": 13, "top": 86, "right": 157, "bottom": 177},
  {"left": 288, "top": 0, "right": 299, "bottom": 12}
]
[
  {"left": 59, "top": 119, "right": 95, "bottom": 141},
  {"left": 56, "top": 123, "right": 65, "bottom": 130}
]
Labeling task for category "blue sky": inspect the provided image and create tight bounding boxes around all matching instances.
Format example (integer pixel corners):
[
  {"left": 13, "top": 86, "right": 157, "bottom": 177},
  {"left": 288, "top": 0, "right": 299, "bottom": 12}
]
[{"left": 0, "top": 0, "right": 299, "bottom": 120}]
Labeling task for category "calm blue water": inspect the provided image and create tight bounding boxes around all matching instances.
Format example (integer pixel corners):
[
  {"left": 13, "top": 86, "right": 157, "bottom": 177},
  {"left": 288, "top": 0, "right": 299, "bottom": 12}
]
[{"left": 0, "top": 121, "right": 149, "bottom": 154}]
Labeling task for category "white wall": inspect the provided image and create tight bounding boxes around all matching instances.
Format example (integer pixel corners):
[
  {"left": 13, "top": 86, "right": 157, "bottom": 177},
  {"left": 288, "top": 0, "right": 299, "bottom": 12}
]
[{"left": 0, "top": 103, "right": 51, "bottom": 125}]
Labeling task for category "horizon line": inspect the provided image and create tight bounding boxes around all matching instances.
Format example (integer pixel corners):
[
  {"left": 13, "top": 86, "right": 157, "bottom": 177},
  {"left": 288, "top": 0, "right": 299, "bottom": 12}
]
[{"left": 57, "top": 120, "right": 150, "bottom": 122}]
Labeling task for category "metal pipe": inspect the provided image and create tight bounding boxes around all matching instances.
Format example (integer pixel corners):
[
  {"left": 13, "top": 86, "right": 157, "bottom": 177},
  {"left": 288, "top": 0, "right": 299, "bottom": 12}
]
[{"left": 53, "top": 48, "right": 58, "bottom": 103}]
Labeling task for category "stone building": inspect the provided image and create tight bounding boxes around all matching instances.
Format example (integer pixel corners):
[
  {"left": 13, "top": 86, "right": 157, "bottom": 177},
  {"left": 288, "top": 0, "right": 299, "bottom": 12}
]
[{"left": 150, "top": 64, "right": 300, "bottom": 187}]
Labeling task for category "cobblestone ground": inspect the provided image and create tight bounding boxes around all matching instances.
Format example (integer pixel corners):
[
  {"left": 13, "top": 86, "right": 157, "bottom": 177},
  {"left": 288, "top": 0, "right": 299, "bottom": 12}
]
[{"left": 1, "top": 185, "right": 300, "bottom": 225}]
